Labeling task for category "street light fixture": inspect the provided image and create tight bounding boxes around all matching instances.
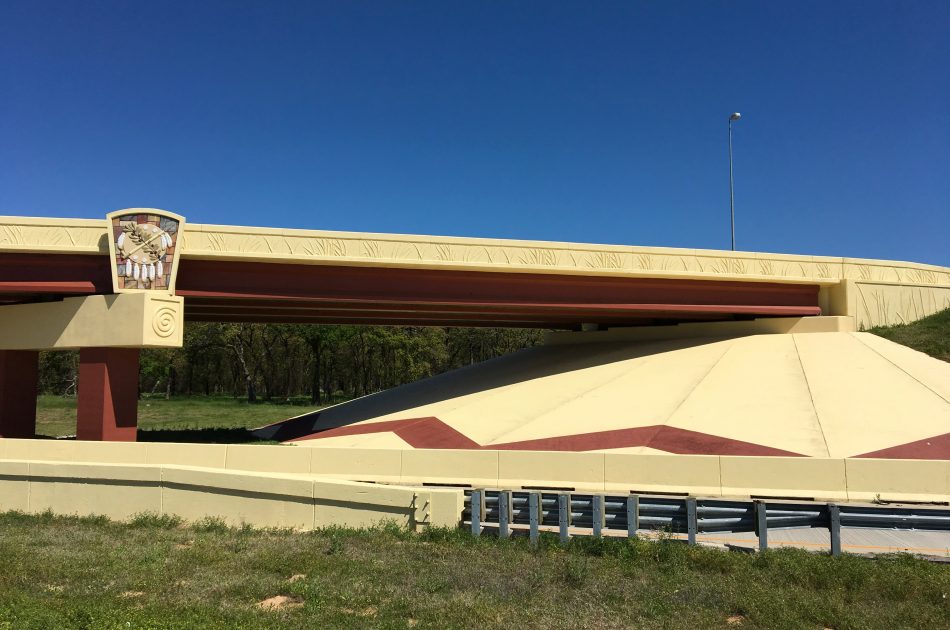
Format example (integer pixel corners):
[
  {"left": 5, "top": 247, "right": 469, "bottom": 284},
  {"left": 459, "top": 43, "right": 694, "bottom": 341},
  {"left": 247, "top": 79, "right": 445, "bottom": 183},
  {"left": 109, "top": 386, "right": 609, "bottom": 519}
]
[{"left": 728, "top": 112, "right": 741, "bottom": 251}]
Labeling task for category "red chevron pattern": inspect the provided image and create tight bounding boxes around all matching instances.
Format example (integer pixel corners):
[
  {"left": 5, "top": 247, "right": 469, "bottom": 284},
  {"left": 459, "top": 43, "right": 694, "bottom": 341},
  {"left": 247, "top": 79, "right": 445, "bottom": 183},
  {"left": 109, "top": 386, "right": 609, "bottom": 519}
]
[
  {"left": 855, "top": 432, "right": 950, "bottom": 460},
  {"left": 291, "top": 416, "right": 806, "bottom": 456}
]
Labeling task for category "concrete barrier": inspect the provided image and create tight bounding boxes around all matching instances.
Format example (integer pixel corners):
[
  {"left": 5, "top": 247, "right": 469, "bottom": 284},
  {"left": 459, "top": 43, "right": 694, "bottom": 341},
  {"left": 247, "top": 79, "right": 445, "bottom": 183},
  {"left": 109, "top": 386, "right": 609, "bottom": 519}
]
[
  {"left": 0, "top": 457, "right": 465, "bottom": 531},
  {"left": 497, "top": 451, "right": 604, "bottom": 491},
  {"left": 401, "top": 448, "right": 498, "bottom": 487},
  {"left": 146, "top": 442, "right": 228, "bottom": 468},
  {"left": 310, "top": 446, "right": 403, "bottom": 484},
  {"left": 162, "top": 466, "right": 314, "bottom": 529},
  {"left": 845, "top": 458, "right": 950, "bottom": 503},
  {"left": 719, "top": 456, "right": 849, "bottom": 501},
  {"left": 28, "top": 461, "right": 162, "bottom": 520},
  {"left": 0, "top": 439, "right": 945, "bottom": 505},
  {"left": 604, "top": 453, "right": 720, "bottom": 496},
  {"left": 0, "top": 460, "right": 30, "bottom": 511},
  {"left": 224, "top": 443, "right": 312, "bottom": 473}
]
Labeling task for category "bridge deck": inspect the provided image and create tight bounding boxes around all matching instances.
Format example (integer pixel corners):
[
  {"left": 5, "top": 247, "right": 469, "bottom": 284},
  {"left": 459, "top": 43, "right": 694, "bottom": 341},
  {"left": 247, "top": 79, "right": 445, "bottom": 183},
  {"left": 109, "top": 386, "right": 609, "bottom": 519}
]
[{"left": 1, "top": 214, "right": 948, "bottom": 328}]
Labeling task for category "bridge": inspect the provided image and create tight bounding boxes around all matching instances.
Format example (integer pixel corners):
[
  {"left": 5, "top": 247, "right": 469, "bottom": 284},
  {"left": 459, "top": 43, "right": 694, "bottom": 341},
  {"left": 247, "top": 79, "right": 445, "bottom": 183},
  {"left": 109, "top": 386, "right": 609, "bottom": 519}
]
[{"left": 1, "top": 209, "right": 949, "bottom": 449}]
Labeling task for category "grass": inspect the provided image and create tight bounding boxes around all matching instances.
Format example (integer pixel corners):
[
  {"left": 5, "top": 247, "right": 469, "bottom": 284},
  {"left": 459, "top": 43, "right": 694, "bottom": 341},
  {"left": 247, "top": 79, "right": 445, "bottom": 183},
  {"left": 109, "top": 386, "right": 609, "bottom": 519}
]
[
  {"left": 35, "top": 395, "right": 323, "bottom": 441},
  {"left": 868, "top": 307, "right": 950, "bottom": 363},
  {"left": 0, "top": 512, "right": 946, "bottom": 629}
]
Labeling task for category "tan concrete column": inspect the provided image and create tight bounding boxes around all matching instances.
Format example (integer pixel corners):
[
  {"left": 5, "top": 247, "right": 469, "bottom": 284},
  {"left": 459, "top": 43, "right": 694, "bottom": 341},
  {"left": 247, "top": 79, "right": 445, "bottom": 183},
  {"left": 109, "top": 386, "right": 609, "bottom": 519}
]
[
  {"left": 77, "top": 348, "right": 140, "bottom": 442},
  {"left": 0, "top": 350, "right": 39, "bottom": 438}
]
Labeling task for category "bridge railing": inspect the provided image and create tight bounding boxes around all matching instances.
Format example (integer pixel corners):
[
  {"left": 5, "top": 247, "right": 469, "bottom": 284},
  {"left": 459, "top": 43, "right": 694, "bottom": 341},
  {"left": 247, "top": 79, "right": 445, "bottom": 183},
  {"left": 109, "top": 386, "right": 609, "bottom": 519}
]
[{"left": 465, "top": 489, "right": 950, "bottom": 556}]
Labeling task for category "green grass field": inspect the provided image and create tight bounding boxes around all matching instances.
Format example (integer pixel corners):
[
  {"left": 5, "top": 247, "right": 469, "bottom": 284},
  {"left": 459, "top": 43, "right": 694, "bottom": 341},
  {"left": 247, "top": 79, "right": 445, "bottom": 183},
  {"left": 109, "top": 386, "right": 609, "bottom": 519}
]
[
  {"left": 868, "top": 307, "right": 950, "bottom": 363},
  {"left": 35, "top": 395, "right": 323, "bottom": 441},
  {"left": 0, "top": 511, "right": 946, "bottom": 630}
]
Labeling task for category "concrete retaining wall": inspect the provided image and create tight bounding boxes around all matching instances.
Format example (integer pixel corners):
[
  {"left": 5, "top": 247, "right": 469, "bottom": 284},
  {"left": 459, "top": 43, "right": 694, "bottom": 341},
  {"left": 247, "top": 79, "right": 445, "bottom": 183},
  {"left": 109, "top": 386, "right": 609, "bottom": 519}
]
[
  {"left": 0, "top": 456, "right": 465, "bottom": 530},
  {"left": 1, "top": 439, "right": 946, "bottom": 504}
]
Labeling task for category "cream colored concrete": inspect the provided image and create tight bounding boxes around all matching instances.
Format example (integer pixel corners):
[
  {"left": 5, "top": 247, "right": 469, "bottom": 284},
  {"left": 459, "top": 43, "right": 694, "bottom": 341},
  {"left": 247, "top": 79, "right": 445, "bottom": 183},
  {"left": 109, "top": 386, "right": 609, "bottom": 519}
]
[
  {"left": 283, "top": 330, "right": 950, "bottom": 461},
  {"left": 224, "top": 443, "right": 312, "bottom": 474},
  {"left": 145, "top": 442, "right": 229, "bottom": 468},
  {"left": 497, "top": 451, "right": 605, "bottom": 491},
  {"left": 401, "top": 449, "right": 499, "bottom": 487},
  {"left": 3, "top": 438, "right": 74, "bottom": 461},
  {"left": 604, "top": 453, "right": 721, "bottom": 496},
  {"left": 481, "top": 337, "right": 732, "bottom": 446},
  {"left": 452, "top": 344, "right": 667, "bottom": 445},
  {"left": 0, "top": 294, "right": 184, "bottom": 350},
  {"left": 2, "top": 214, "right": 948, "bottom": 302},
  {"left": 0, "top": 216, "right": 107, "bottom": 254},
  {"left": 852, "top": 282, "right": 950, "bottom": 329},
  {"left": 666, "top": 334, "right": 829, "bottom": 457},
  {"left": 311, "top": 477, "right": 420, "bottom": 529},
  {"left": 151, "top": 223, "right": 950, "bottom": 293},
  {"left": 795, "top": 333, "right": 950, "bottom": 458},
  {"left": 719, "top": 457, "right": 848, "bottom": 501},
  {"left": 309, "top": 447, "right": 403, "bottom": 484},
  {"left": 303, "top": 432, "right": 412, "bottom": 450},
  {"left": 0, "top": 461, "right": 30, "bottom": 512},
  {"left": 850, "top": 333, "right": 950, "bottom": 404},
  {"left": 71, "top": 441, "right": 148, "bottom": 464},
  {"left": 845, "top": 459, "right": 950, "bottom": 503},
  {"left": 28, "top": 462, "right": 163, "bottom": 520},
  {"left": 0, "top": 456, "right": 464, "bottom": 531},
  {"left": 419, "top": 487, "right": 468, "bottom": 528},
  {"left": 161, "top": 466, "right": 314, "bottom": 529},
  {"left": 1, "top": 440, "right": 947, "bottom": 504}
]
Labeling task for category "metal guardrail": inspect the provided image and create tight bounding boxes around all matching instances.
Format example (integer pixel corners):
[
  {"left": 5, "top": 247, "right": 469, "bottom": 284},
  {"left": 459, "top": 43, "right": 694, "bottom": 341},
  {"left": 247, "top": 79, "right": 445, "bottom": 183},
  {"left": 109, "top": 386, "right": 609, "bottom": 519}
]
[{"left": 464, "top": 490, "right": 950, "bottom": 556}]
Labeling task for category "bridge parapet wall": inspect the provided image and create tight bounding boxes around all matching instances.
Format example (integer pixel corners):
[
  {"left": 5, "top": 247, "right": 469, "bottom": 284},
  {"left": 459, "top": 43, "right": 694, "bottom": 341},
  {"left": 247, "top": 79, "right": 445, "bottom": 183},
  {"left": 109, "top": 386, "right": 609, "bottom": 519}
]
[{"left": 1, "top": 439, "right": 946, "bottom": 505}]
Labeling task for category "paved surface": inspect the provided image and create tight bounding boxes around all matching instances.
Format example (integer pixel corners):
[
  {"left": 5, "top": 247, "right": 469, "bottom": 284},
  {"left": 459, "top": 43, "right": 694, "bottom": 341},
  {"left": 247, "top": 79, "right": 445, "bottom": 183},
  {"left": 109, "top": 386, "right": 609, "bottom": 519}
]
[
  {"left": 496, "top": 523, "right": 950, "bottom": 557},
  {"left": 688, "top": 528, "right": 950, "bottom": 557}
]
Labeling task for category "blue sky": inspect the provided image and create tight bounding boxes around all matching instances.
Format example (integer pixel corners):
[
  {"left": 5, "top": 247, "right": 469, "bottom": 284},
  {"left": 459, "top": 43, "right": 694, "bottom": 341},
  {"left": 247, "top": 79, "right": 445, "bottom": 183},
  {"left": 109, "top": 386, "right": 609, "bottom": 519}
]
[{"left": 2, "top": 1, "right": 948, "bottom": 265}]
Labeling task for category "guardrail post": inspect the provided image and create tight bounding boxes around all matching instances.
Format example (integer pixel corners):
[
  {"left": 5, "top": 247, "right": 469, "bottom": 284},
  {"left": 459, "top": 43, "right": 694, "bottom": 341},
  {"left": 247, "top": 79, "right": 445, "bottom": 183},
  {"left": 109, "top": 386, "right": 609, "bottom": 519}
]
[
  {"left": 498, "top": 491, "right": 511, "bottom": 539},
  {"left": 529, "top": 492, "right": 540, "bottom": 547},
  {"left": 686, "top": 498, "right": 698, "bottom": 545},
  {"left": 593, "top": 494, "right": 604, "bottom": 537},
  {"left": 558, "top": 493, "right": 570, "bottom": 544},
  {"left": 755, "top": 501, "right": 768, "bottom": 552},
  {"left": 470, "top": 490, "right": 482, "bottom": 537},
  {"left": 627, "top": 494, "right": 639, "bottom": 538},
  {"left": 828, "top": 503, "right": 841, "bottom": 557}
]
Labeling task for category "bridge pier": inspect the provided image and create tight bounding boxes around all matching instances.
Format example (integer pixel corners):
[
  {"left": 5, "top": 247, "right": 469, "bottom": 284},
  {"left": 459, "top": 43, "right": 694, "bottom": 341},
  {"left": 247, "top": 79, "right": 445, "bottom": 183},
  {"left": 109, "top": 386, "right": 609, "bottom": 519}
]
[
  {"left": 0, "top": 350, "right": 39, "bottom": 438},
  {"left": 77, "top": 348, "right": 140, "bottom": 441},
  {"left": 0, "top": 293, "right": 183, "bottom": 442}
]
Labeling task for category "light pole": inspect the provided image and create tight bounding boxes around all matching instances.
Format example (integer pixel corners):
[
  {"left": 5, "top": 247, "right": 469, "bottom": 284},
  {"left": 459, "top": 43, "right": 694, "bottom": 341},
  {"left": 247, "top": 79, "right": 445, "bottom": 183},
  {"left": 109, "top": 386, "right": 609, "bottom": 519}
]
[{"left": 728, "top": 112, "right": 741, "bottom": 251}]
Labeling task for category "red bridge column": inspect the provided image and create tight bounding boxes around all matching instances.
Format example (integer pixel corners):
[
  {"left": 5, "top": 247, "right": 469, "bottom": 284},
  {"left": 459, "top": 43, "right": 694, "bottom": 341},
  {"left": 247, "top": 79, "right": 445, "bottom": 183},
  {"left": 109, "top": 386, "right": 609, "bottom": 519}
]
[
  {"left": 77, "top": 348, "right": 139, "bottom": 441},
  {"left": 0, "top": 350, "right": 39, "bottom": 438}
]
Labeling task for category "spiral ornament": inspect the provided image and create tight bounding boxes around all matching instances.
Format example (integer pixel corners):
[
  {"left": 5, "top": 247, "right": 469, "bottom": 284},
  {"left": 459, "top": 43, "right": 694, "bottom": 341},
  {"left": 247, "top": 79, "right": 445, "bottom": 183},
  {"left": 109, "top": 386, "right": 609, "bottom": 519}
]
[{"left": 152, "top": 306, "right": 177, "bottom": 338}]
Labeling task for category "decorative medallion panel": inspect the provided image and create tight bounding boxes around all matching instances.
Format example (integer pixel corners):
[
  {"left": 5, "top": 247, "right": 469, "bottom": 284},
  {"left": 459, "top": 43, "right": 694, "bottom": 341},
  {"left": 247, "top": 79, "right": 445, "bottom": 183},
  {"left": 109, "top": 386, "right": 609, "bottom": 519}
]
[{"left": 106, "top": 208, "right": 185, "bottom": 294}]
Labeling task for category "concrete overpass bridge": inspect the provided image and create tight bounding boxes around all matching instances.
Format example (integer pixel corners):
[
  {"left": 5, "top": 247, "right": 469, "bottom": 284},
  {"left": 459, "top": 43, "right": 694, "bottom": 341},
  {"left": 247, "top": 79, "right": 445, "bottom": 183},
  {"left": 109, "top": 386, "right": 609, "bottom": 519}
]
[{"left": 1, "top": 209, "right": 948, "bottom": 451}]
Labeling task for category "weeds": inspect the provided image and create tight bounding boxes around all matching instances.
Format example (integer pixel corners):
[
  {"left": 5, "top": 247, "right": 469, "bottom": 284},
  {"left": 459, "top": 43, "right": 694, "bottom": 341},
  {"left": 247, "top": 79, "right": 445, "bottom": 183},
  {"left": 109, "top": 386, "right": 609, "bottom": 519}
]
[
  {"left": 128, "top": 512, "right": 184, "bottom": 529},
  {"left": 0, "top": 510, "right": 946, "bottom": 629}
]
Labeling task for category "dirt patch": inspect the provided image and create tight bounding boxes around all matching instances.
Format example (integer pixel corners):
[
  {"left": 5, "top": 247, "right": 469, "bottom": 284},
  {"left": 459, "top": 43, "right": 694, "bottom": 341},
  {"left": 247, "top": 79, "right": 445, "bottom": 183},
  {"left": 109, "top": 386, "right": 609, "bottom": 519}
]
[
  {"left": 286, "top": 573, "right": 306, "bottom": 583},
  {"left": 119, "top": 591, "right": 145, "bottom": 599},
  {"left": 257, "top": 595, "right": 305, "bottom": 611},
  {"left": 726, "top": 615, "right": 745, "bottom": 626}
]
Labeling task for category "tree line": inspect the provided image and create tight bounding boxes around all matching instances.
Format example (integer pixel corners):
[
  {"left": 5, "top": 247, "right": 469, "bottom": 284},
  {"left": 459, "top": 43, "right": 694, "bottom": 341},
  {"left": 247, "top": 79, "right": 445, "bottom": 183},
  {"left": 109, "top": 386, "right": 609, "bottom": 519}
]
[{"left": 38, "top": 324, "right": 543, "bottom": 404}]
